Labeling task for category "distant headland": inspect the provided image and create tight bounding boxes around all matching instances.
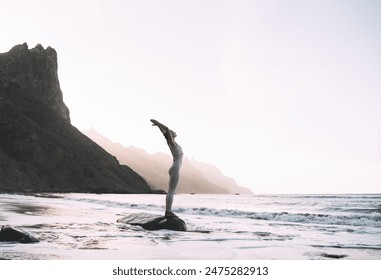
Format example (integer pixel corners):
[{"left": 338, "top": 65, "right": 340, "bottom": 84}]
[{"left": 84, "top": 127, "right": 253, "bottom": 194}]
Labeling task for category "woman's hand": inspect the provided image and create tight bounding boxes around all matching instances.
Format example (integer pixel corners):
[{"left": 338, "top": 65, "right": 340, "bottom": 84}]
[{"left": 150, "top": 119, "right": 159, "bottom": 126}]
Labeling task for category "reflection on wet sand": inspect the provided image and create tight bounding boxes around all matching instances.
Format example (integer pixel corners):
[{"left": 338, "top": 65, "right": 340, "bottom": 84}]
[{"left": 5, "top": 203, "right": 51, "bottom": 215}]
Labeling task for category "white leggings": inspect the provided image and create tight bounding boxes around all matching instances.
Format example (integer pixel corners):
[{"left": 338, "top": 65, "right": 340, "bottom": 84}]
[{"left": 166, "top": 163, "right": 180, "bottom": 212}]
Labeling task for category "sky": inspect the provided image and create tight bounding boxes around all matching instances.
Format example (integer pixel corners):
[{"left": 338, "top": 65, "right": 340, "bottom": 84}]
[{"left": 1, "top": 0, "right": 381, "bottom": 194}]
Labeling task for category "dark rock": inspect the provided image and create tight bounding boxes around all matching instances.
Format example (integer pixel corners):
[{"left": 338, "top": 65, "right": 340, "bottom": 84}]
[
  {"left": 142, "top": 216, "right": 187, "bottom": 231},
  {"left": 0, "top": 225, "right": 39, "bottom": 243},
  {"left": 0, "top": 43, "right": 153, "bottom": 193},
  {"left": 117, "top": 212, "right": 187, "bottom": 231},
  {"left": 320, "top": 253, "right": 347, "bottom": 259}
]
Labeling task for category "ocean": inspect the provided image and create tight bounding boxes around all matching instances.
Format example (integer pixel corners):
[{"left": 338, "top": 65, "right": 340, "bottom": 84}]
[{"left": 0, "top": 193, "right": 380, "bottom": 260}]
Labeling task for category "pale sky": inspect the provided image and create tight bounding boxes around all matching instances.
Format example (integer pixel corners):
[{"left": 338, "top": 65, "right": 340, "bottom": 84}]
[{"left": 1, "top": 0, "right": 381, "bottom": 194}]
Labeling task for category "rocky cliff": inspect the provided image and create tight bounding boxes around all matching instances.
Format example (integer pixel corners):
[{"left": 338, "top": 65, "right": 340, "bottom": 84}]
[{"left": 0, "top": 43, "right": 152, "bottom": 193}]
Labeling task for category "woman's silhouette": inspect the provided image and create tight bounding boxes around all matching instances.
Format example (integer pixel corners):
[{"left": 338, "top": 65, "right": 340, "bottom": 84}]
[{"left": 151, "top": 119, "right": 183, "bottom": 218}]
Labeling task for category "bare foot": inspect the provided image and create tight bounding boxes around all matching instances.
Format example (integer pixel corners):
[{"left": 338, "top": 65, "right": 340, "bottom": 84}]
[{"left": 165, "top": 211, "right": 178, "bottom": 218}]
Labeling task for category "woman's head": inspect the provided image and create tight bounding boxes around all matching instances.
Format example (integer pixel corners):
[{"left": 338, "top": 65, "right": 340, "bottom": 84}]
[{"left": 170, "top": 130, "right": 177, "bottom": 138}]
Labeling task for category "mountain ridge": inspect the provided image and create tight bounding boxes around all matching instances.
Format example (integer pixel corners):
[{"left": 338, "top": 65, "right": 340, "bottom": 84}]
[{"left": 83, "top": 127, "right": 253, "bottom": 194}]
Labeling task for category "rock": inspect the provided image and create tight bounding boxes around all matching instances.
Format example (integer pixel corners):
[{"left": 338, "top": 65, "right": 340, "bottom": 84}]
[
  {"left": 142, "top": 216, "right": 187, "bottom": 231},
  {"left": 117, "top": 212, "right": 187, "bottom": 231},
  {"left": 0, "top": 225, "right": 39, "bottom": 243},
  {"left": 0, "top": 43, "right": 153, "bottom": 194}
]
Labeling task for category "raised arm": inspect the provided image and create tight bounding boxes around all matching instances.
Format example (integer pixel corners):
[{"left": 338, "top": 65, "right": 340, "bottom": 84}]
[
  {"left": 150, "top": 119, "right": 177, "bottom": 147},
  {"left": 151, "top": 119, "right": 168, "bottom": 132}
]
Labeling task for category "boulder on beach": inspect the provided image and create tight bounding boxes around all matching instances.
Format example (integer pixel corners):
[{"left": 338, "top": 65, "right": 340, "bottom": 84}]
[
  {"left": 0, "top": 225, "right": 39, "bottom": 243},
  {"left": 117, "top": 212, "right": 187, "bottom": 231}
]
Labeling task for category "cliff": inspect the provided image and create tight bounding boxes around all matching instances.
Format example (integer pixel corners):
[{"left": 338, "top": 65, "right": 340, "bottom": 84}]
[
  {"left": 0, "top": 43, "right": 152, "bottom": 193},
  {"left": 84, "top": 127, "right": 253, "bottom": 194}
]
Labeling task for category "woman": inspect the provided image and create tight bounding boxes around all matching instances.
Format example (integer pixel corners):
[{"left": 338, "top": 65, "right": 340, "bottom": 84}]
[{"left": 151, "top": 119, "right": 183, "bottom": 218}]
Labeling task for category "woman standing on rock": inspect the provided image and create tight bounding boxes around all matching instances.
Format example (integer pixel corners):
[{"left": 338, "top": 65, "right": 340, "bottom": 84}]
[{"left": 151, "top": 119, "right": 183, "bottom": 218}]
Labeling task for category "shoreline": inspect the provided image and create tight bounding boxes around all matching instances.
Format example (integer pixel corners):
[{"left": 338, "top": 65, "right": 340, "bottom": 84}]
[{"left": 1, "top": 193, "right": 380, "bottom": 260}]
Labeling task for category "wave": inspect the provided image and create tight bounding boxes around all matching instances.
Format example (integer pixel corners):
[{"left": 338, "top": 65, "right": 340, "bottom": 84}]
[
  {"left": 177, "top": 207, "right": 381, "bottom": 228},
  {"left": 64, "top": 195, "right": 381, "bottom": 228},
  {"left": 63, "top": 197, "right": 162, "bottom": 211},
  {"left": 341, "top": 208, "right": 381, "bottom": 214},
  {"left": 321, "top": 207, "right": 381, "bottom": 214}
]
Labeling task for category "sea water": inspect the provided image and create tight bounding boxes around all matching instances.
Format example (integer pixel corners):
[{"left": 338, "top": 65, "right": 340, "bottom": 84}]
[{"left": 0, "top": 193, "right": 380, "bottom": 260}]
